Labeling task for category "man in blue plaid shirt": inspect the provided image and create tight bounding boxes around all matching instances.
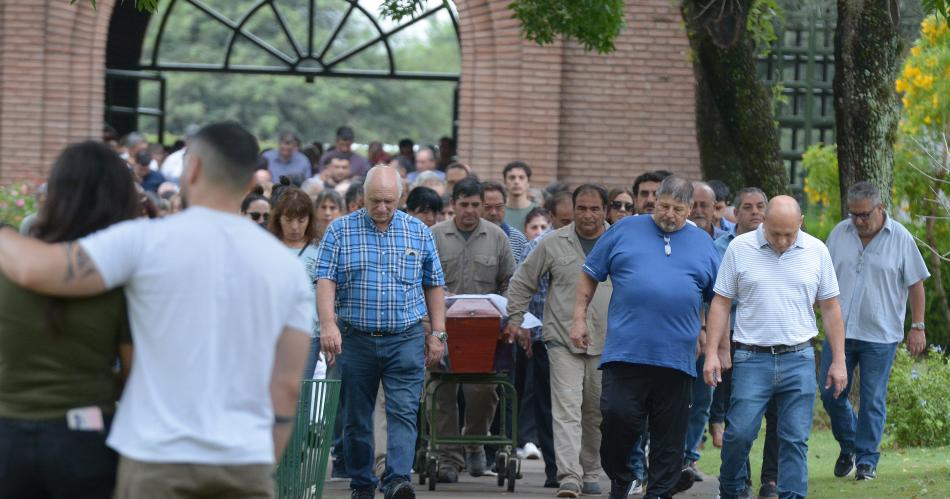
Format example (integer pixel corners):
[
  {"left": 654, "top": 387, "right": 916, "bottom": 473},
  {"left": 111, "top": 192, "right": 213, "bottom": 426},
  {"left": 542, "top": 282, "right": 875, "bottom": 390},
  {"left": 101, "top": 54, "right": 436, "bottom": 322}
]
[{"left": 317, "top": 166, "right": 446, "bottom": 499}]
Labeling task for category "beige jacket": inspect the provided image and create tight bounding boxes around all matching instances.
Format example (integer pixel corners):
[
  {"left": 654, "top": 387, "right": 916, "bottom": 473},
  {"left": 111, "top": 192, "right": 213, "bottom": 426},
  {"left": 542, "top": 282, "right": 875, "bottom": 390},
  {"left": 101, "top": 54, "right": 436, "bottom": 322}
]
[
  {"left": 431, "top": 218, "right": 515, "bottom": 296},
  {"left": 506, "top": 223, "right": 611, "bottom": 355}
]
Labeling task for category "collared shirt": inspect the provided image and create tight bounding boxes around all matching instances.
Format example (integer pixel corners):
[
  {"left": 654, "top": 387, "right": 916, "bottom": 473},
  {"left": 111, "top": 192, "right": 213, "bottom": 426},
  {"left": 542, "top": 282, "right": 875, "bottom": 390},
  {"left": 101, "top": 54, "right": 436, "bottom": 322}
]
[
  {"left": 714, "top": 228, "right": 739, "bottom": 330},
  {"left": 509, "top": 223, "right": 611, "bottom": 354},
  {"left": 522, "top": 230, "right": 551, "bottom": 342},
  {"left": 500, "top": 223, "right": 528, "bottom": 264},
  {"left": 431, "top": 218, "right": 514, "bottom": 296},
  {"left": 719, "top": 217, "right": 736, "bottom": 233},
  {"left": 715, "top": 225, "right": 839, "bottom": 346},
  {"left": 263, "top": 149, "right": 312, "bottom": 184},
  {"left": 826, "top": 215, "right": 929, "bottom": 343},
  {"left": 315, "top": 209, "right": 444, "bottom": 332},
  {"left": 584, "top": 216, "right": 720, "bottom": 376}
]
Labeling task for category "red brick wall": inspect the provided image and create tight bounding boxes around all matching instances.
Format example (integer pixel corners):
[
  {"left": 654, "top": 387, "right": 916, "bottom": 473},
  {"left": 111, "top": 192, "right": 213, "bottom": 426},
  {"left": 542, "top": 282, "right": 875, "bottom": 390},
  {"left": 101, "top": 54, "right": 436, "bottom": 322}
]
[
  {"left": 0, "top": 0, "right": 113, "bottom": 183},
  {"left": 0, "top": 0, "right": 699, "bottom": 188}
]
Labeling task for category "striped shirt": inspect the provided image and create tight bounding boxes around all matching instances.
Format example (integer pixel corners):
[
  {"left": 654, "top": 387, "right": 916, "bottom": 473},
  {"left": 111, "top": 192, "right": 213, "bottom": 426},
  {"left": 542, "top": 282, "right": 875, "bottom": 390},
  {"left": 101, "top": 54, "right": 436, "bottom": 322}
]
[
  {"left": 501, "top": 223, "right": 528, "bottom": 264},
  {"left": 714, "top": 225, "right": 839, "bottom": 346},
  {"left": 315, "top": 209, "right": 445, "bottom": 332}
]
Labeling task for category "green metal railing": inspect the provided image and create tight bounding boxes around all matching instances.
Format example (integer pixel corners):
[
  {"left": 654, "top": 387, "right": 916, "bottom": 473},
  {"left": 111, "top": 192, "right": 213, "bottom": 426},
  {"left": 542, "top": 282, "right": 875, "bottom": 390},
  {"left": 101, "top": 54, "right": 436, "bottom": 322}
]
[{"left": 275, "top": 379, "right": 341, "bottom": 499}]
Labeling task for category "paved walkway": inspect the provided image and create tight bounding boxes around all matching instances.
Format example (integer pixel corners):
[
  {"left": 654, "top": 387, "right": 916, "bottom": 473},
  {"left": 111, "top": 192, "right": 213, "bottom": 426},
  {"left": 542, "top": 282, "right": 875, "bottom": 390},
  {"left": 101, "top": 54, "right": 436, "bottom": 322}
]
[{"left": 323, "top": 458, "right": 720, "bottom": 498}]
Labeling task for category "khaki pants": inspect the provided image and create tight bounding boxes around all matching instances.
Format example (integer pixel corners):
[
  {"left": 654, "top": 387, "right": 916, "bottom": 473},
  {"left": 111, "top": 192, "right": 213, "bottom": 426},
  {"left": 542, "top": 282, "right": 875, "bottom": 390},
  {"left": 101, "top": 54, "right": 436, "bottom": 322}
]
[
  {"left": 548, "top": 345, "right": 603, "bottom": 486},
  {"left": 114, "top": 456, "right": 274, "bottom": 499},
  {"left": 429, "top": 375, "right": 499, "bottom": 470}
]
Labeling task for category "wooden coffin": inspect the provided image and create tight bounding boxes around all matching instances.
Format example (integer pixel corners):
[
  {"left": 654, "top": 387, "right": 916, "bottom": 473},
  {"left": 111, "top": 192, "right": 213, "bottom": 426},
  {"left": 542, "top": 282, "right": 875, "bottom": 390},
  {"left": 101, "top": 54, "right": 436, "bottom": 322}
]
[{"left": 444, "top": 298, "right": 508, "bottom": 373}]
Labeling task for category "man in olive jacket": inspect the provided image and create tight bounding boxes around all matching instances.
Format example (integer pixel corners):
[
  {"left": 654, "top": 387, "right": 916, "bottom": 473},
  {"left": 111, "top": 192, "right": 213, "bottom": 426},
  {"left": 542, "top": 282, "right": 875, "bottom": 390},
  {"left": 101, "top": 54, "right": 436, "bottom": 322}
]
[{"left": 505, "top": 184, "right": 612, "bottom": 498}]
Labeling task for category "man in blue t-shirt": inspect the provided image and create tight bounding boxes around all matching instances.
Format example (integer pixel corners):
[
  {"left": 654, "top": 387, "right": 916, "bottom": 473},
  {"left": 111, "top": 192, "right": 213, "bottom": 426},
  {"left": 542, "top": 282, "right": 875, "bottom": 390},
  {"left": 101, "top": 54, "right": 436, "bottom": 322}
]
[{"left": 572, "top": 176, "right": 720, "bottom": 499}]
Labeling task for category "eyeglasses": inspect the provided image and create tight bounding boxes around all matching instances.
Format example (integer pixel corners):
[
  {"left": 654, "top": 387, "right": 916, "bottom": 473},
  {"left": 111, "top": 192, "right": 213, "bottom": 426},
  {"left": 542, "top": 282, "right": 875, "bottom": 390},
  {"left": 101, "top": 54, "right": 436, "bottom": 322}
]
[
  {"left": 848, "top": 208, "right": 877, "bottom": 221},
  {"left": 248, "top": 212, "right": 269, "bottom": 222},
  {"left": 663, "top": 235, "right": 671, "bottom": 257},
  {"left": 611, "top": 201, "right": 634, "bottom": 211}
]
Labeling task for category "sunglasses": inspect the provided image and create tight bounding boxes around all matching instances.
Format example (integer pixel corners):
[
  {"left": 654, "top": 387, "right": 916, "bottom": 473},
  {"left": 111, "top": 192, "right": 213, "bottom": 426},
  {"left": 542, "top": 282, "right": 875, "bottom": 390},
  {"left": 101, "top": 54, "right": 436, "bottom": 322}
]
[
  {"left": 248, "top": 212, "right": 269, "bottom": 222},
  {"left": 611, "top": 201, "right": 634, "bottom": 211}
]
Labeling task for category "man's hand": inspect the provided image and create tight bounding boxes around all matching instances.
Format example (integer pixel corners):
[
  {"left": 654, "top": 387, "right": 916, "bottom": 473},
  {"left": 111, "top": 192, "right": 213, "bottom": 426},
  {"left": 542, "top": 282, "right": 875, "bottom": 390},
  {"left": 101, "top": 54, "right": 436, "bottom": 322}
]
[
  {"left": 907, "top": 328, "right": 926, "bottom": 357},
  {"left": 824, "top": 358, "right": 848, "bottom": 398},
  {"left": 703, "top": 352, "right": 723, "bottom": 388},
  {"left": 570, "top": 319, "right": 591, "bottom": 350},
  {"left": 503, "top": 323, "right": 521, "bottom": 345},
  {"left": 717, "top": 345, "right": 732, "bottom": 372},
  {"left": 424, "top": 334, "right": 444, "bottom": 367},
  {"left": 517, "top": 328, "right": 534, "bottom": 358},
  {"left": 320, "top": 322, "right": 342, "bottom": 367}
]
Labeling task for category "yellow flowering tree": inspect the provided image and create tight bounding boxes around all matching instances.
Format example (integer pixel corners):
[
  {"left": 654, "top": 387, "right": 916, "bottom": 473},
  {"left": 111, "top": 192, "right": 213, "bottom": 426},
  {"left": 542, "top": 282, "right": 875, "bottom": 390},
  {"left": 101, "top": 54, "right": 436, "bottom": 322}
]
[{"left": 896, "top": 16, "right": 950, "bottom": 135}]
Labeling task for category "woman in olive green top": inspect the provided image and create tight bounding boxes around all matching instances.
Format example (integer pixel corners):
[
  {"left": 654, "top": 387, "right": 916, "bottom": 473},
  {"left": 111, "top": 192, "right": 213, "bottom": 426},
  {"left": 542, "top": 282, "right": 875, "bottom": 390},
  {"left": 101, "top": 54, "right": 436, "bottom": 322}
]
[{"left": 0, "top": 141, "right": 140, "bottom": 498}]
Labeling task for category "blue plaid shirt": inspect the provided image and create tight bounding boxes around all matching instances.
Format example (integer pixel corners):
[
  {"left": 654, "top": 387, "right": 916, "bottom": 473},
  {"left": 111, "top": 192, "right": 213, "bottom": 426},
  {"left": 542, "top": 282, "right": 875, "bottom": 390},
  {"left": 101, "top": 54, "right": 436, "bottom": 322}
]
[
  {"left": 315, "top": 209, "right": 445, "bottom": 332},
  {"left": 524, "top": 231, "right": 551, "bottom": 341}
]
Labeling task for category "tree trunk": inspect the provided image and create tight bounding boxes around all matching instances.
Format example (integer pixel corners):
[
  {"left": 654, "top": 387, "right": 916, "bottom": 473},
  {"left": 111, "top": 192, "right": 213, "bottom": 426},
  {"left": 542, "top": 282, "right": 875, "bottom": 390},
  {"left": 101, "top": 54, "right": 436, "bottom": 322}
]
[
  {"left": 682, "top": 0, "right": 788, "bottom": 197},
  {"left": 834, "top": 0, "right": 903, "bottom": 216}
]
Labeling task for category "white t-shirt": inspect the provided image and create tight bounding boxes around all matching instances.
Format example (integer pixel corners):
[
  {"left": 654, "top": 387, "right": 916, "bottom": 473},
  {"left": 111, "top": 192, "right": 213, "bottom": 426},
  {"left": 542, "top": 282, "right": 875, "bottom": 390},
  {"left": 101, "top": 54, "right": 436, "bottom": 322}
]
[
  {"left": 80, "top": 206, "right": 314, "bottom": 465},
  {"left": 160, "top": 148, "right": 185, "bottom": 183}
]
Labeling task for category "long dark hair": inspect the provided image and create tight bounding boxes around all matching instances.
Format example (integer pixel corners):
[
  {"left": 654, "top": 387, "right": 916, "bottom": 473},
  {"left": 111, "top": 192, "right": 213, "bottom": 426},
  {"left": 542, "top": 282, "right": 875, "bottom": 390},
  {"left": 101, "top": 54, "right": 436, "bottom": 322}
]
[{"left": 32, "top": 141, "right": 140, "bottom": 242}]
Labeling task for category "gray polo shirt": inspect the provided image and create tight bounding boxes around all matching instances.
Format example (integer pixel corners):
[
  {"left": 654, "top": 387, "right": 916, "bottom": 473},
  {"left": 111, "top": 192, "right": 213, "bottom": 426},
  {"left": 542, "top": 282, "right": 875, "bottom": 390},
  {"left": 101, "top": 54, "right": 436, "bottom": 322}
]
[
  {"left": 715, "top": 225, "right": 839, "bottom": 346},
  {"left": 826, "top": 215, "right": 930, "bottom": 344}
]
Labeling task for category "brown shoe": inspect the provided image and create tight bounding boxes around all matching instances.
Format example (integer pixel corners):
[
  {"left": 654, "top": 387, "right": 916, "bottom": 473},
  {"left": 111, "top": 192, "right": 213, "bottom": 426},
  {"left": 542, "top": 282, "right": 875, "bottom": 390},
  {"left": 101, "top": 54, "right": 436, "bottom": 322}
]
[{"left": 710, "top": 422, "right": 725, "bottom": 448}]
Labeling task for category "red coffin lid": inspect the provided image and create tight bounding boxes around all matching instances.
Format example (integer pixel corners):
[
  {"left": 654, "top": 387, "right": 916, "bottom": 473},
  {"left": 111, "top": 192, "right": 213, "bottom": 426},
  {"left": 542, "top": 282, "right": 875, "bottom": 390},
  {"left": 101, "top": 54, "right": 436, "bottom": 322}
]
[{"left": 446, "top": 298, "right": 502, "bottom": 319}]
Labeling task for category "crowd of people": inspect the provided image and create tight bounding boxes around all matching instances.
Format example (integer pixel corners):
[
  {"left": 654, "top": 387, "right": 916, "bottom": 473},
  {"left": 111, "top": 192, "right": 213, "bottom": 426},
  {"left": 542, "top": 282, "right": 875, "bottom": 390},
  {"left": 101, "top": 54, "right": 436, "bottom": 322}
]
[{"left": 0, "top": 121, "right": 931, "bottom": 499}]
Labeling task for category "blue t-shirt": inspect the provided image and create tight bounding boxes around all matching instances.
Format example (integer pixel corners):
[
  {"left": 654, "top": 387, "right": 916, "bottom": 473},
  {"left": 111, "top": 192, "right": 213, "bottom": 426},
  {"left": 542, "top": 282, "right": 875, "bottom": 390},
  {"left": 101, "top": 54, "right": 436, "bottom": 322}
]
[
  {"left": 290, "top": 243, "right": 320, "bottom": 337},
  {"left": 583, "top": 215, "right": 721, "bottom": 376}
]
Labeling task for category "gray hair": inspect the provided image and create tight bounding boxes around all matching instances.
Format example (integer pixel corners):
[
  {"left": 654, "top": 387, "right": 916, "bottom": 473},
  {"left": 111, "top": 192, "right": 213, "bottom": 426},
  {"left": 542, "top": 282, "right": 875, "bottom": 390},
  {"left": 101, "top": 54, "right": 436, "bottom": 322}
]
[
  {"left": 656, "top": 175, "right": 694, "bottom": 206},
  {"left": 365, "top": 165, "right": 403, "bottom": 197},
  {"left": 733, "top": 187, "right": 768, "bottom": 208},
  {"left": 847, "top": 181, "right": 882, "bottom": 206},
  {"left": 300, "top": 176, "right": 325, "bottom": 196},
  {"left": 413, "top": 170, "right": 445, "bottom": 190}
]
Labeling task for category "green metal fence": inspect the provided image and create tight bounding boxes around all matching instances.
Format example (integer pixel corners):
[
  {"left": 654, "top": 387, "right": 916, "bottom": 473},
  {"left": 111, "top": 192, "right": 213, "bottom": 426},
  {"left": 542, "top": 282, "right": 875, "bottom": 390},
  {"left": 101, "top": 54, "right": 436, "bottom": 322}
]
[{"left": 276, "top": 378, "right": 341, "bottom": 499}]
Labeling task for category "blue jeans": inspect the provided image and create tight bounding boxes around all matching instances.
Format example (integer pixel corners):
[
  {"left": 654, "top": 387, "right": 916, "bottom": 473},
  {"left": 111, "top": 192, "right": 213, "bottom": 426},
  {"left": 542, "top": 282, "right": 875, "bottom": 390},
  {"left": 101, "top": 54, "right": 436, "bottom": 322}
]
[
  {"left": 338, "top": 321, "right": 425, "bottom": 490},
  {"left": 819, "top": 339, "right": 898, "bottom": 469},
  {"left": 720, "top": 347, "right": 816, "bottom": 499},
  {"left": 685, "top": 354, "right": 714, "bottom": 462},
  {"left": 628, "top": 433, "right": 647, "bottom": 482}
]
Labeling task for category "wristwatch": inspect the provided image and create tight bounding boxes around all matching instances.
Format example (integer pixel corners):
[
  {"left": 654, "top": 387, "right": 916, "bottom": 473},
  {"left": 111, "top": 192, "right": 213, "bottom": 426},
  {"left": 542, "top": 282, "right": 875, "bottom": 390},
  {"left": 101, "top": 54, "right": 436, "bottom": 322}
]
[
  {"left": 911, "top": 322, "right": 926, "bottom": 331},
  {"left": 431, "top": 330, "right": 448, "bottom": 343}
]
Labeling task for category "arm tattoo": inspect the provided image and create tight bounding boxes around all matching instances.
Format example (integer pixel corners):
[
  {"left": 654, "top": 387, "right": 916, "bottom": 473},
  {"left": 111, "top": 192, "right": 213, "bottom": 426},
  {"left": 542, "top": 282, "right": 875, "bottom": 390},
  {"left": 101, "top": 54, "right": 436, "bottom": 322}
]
[{"left": 63, "top": 242, "right": 96, "bottom": 283}]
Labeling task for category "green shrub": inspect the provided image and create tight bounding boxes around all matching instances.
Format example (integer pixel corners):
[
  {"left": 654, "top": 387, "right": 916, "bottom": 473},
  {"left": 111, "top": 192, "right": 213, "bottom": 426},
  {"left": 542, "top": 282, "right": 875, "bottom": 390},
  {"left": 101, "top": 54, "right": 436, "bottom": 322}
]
[
  {"left": 0, "top": 183, "right": 37, "bottom": 227},
  {"left": 886, "top": 347, "right": 950, "bottom": 447}
]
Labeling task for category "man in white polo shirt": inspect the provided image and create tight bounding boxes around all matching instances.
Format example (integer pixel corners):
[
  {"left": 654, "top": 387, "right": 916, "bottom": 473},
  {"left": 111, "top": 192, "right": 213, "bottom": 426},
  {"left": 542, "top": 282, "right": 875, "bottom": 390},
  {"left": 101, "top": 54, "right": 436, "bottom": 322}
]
[
  {"left": 703, "top": 195, "right": 848, "bottom": 499},
  {"left": 0, "top": 123, "right": 314, "bottom": 498},
  {"left": 820, "top": 182, "right": 929, "bottom": 481}
]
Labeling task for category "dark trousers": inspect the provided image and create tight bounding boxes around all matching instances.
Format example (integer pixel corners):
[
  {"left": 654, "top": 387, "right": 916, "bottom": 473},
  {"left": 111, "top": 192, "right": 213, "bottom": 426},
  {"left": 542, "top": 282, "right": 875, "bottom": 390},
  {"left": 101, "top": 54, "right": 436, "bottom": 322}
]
[
  {"left": 515, "top": 344, "right": 538, "bottom": 446},
  {"left": 518, "top": 341, "right": 557, "bottom": 482},
  {"left": 0, "top": 416, "right": 117, "bottom": 499},
  {"left": 710, "top": 341, "right": 779, "bottom": 485},
  {"left": 600, "top": 362, "right": 692, "bottom": 497}
]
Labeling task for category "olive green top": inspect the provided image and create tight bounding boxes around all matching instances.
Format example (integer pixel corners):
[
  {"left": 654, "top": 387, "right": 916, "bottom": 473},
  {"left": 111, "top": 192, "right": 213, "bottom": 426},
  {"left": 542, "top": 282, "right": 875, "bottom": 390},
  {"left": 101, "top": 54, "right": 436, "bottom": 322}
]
[{"left": 0, "top": 273, "right": 131, "bottom": 420}]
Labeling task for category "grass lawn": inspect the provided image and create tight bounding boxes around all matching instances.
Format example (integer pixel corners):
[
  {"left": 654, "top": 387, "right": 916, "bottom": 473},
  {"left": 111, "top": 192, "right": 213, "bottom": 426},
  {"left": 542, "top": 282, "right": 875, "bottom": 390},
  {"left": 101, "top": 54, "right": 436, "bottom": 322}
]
[{"left": 695, "top": 425, "right": 950, "bottom": 497}]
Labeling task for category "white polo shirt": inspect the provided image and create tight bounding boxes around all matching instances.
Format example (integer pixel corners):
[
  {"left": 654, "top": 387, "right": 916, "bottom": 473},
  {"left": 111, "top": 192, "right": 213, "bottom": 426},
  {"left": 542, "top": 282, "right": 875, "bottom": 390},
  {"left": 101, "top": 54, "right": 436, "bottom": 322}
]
[{"left": 714, "top": 225, "right": 839, "bottom": 346}]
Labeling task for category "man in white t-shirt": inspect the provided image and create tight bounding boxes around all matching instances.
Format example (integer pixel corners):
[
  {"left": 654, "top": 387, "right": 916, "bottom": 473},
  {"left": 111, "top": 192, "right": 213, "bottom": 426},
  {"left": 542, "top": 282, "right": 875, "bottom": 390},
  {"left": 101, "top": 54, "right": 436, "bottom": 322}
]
[{"left": 0, "top": 123, "right": 313, "bottom": 499}]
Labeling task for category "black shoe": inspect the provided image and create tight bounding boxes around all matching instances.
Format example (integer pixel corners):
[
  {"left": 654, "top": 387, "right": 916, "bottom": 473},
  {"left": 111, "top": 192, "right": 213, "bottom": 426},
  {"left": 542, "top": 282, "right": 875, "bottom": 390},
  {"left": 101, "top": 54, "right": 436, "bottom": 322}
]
[
  {"left": 436, "top": 466, "right": 458, "bottom": 483},
  {"left": 608, "top": 479, "right": 632, "bottom": 499},
  {"left": 384, "top": 479, "right": 415, "bottom": 499},
  {"left": 687, "top": 460, "right": 703, "bottom": 482},
  {"left": 544, "top": 478, "right": 560, "bottom": 488},
  {"left": 834, "top": 452, "right": 855, "bottom": 477},
  {"left": 757, "top": 480, "right": 778, "bottom": 498},
  {"left": 671, "top": 466, "right": 697, "bottom": 494},
  {"left": 350, "top": 486, "right": 375, "bottom": 499},
  {"left": 855, "top": 464, "right": 876, "bottom": 481}
]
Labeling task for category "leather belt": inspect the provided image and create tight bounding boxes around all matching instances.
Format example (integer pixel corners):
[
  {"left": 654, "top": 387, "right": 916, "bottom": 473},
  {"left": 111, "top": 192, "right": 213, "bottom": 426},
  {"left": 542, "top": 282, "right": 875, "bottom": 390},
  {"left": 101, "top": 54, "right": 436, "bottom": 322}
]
[{"left": 734, "top": 340, "right": 811, "bottom": 355}]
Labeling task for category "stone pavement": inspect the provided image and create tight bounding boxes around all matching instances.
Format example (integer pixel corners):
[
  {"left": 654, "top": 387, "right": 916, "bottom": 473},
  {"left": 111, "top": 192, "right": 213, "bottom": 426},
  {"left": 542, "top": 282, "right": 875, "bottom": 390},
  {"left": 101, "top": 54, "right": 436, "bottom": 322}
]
[{"left": 323, "top": 458, "right": 720, "bottom": 498}]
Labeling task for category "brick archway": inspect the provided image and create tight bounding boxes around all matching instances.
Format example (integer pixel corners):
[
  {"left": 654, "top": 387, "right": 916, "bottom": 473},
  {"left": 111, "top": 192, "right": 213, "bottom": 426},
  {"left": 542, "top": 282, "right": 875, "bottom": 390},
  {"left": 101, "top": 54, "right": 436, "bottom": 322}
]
[{"left": 0, "top": 0, "right": 700, "bottom": 185}]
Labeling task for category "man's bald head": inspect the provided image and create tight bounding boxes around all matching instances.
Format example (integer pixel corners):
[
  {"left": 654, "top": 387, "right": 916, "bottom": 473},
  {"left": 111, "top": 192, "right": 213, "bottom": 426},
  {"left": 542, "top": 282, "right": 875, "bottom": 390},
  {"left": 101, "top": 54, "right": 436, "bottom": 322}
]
[
  {"left": 365, "top": 165, "right": 402, "bottom": 198},
  {"left": 364, "top": 166, "right": 402, "bottom": 228},
  {"left": 763, "top": 195, "right": 803, "bottom": 254}
]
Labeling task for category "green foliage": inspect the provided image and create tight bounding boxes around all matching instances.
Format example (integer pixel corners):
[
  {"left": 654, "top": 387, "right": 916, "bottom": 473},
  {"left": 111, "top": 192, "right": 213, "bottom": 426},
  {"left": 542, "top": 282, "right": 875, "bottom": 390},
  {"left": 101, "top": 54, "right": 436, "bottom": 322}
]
[
  {"left": 0, "top": 183, "right": 37, "bottom": 228},
  {"left": 74, "top": 0, "right": 158, "bottom": 11},
  {"left": 801, "top": 143, "right": 840, "bottom": 240},
  {"left": 922, "top": 0, "right": 950, "bottom": 20},
  {"left": 747, "top": 0, "right": 783, "bottom": 57},
  {"left": 509, "top": 0, "right": 625, "bottom": 54},
  {"left": 886, "top": 347, "right": 950, "bottom": 447},
  {"left": 379, "top": 0, "right": 450, "bottom": 22}
]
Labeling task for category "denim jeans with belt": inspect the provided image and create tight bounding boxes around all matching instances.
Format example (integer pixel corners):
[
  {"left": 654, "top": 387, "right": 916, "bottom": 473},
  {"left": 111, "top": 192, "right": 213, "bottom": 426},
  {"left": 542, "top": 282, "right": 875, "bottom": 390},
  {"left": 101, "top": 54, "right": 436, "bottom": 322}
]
[
  {"left": 819, "top": 339, "right": 898, "bottom": 469},
  {"left": 720, "top": 346, "right": 816, "bottom": 499},
  {"left": 337, "top": 320, "right": 425, "bottom": 490}
]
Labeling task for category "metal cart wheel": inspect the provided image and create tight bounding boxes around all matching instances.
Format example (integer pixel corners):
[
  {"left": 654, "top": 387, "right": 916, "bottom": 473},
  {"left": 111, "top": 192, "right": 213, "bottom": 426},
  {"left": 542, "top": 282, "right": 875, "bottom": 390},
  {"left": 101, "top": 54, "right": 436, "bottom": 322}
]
[
  {"left": 495, "top": 452, "right": 507, "bottom": 487},
  {"left": 506, "top": 458, "right": 518, "bottom": 492},
  {"left": 427, "top": 457, "right": 438, "bottom": 491}
]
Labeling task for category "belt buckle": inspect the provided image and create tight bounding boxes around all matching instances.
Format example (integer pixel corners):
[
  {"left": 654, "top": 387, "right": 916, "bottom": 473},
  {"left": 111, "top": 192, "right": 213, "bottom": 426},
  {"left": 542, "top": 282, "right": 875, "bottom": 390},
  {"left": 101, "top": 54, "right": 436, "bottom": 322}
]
[{"left": 369, "top": 331, "right": 385, "bottom": 337}]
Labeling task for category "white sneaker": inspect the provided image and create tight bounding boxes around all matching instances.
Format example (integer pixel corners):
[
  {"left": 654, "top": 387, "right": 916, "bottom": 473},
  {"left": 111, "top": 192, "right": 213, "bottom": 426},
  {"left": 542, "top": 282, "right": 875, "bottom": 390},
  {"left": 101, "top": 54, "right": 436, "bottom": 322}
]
[
  {"left": 627, "top": 479, "right": 644, "bottom": 495},
  {"left": 516, "top": 447, "right": 527, "bottom": 459},
  {"left": 523, "top": 442, "right": 542, "bottom": 460}
]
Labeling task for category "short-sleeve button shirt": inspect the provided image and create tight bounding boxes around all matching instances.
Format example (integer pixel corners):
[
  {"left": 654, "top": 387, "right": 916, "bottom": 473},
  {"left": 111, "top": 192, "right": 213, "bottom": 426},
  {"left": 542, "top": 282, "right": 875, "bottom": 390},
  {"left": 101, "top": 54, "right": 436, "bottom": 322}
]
[
  {"left": 315, "top": 209, "right": 444, "bottom": 332},
  {"left": 714, "top": 225, "right": 839, "bottom": 346},
  {"left": 826, "top": 216, "right": 930, "bottom": 343}
]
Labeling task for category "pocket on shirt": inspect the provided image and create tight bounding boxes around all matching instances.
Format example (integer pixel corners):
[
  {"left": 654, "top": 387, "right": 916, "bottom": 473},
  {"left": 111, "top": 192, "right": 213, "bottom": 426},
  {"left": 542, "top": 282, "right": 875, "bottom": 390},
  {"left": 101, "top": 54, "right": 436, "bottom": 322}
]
[
  {"left": 399, "top": 252, "right": 423, "bottom": 284},
  {"left": 473, "top": 254, "right": 498, "bottom": 284}
]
